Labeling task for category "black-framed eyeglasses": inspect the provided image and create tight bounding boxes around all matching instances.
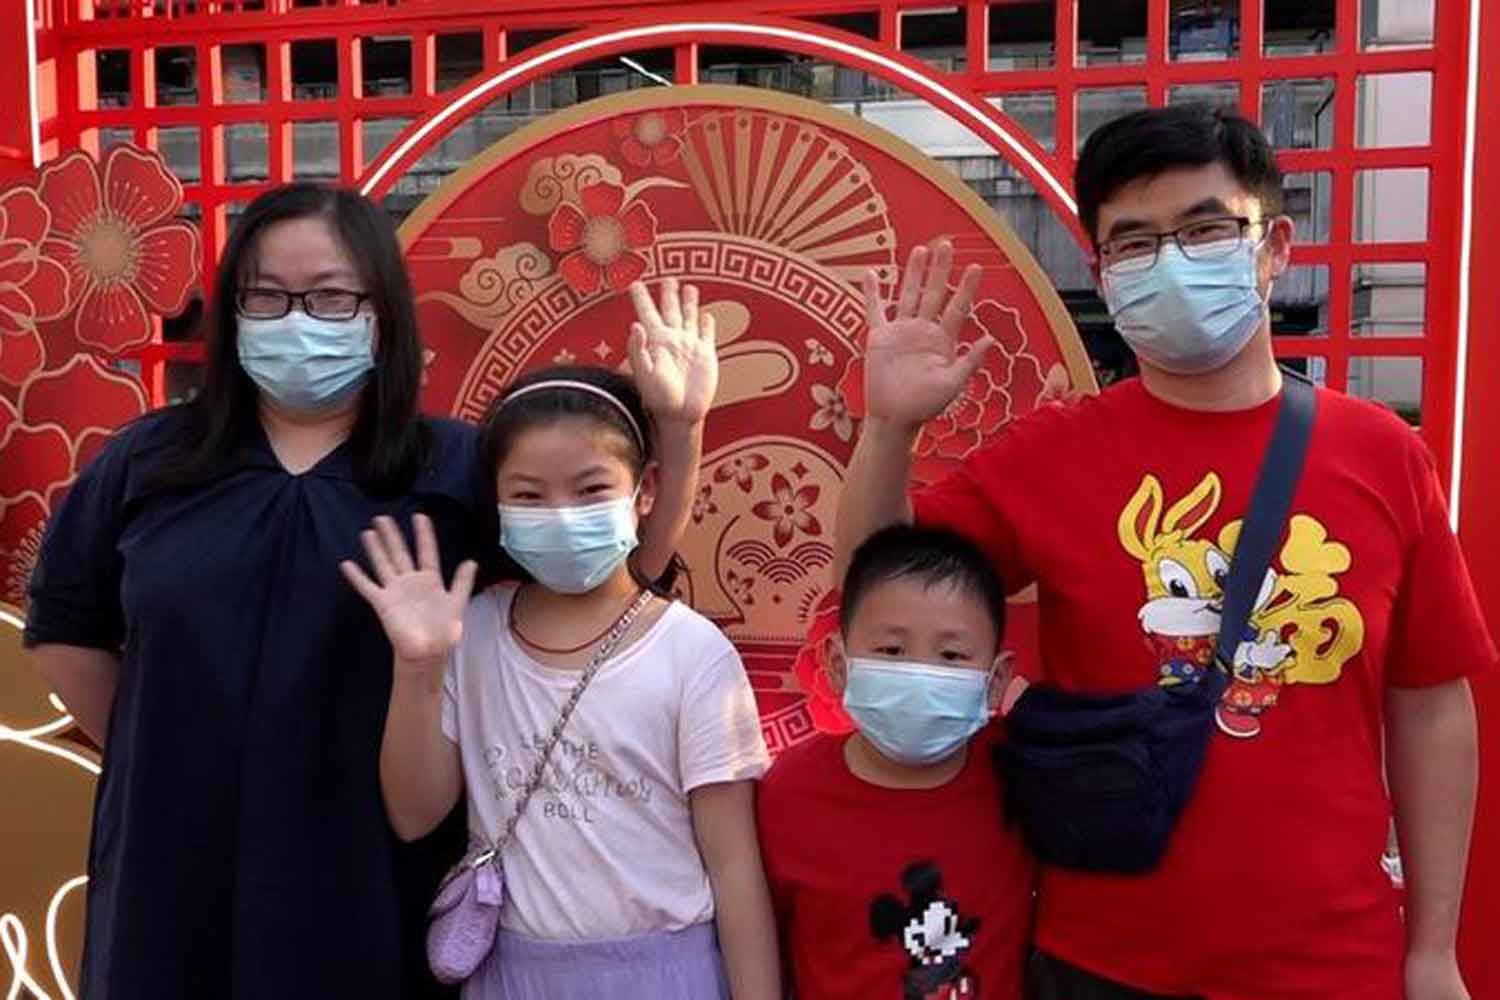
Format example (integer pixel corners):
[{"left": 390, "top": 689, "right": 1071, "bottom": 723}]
[
  {"left": 1098, "top": 216, "right": 1266, "bottom": 274},
  {"left": 235, "top": 287, "right": 369, "bottom": 321}
]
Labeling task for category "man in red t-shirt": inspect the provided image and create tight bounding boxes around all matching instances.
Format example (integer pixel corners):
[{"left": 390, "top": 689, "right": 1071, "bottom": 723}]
[
  {"left": 758, "top": 525, "right": 1033, "bottom": 999},
  {"left": 834, "top": 106, "right": 1492, "bottom": 1000}
]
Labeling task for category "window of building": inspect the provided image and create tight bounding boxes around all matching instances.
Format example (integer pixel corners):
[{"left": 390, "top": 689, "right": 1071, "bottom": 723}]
[
  {"left": 221, "top": 43, "right": 266, "bottom": 104},
  {"left": 96, "top": 49, "right": 130, "bottom": 107},
  {"left": 291, "top": 39, "right": 339, "bottom": 101},
  {"left": 1078, "top": 0, "right": 1147, "bottom": 65},
  {"left": 154, "top": 46, "right": 198, "bottom": 106},
  {"left": 362, "top": 36, "right": 412, "bottom": 98},
  {"left": 435, "top": 32, "right": 484, "bottom": 93},
  {"left": 988, "top": 2, "right": 1055, "bottom": 70}
]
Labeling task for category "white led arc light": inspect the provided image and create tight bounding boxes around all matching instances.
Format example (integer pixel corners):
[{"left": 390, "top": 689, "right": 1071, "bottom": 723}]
[
  {"left": 44, "top": 877, "right": 85, "bottom": 1000},
  {"left": 0, "top": 876, "right": 85, "bottom": 1000},
  {"left": 0, "top": 718, "right": 100, "bottom": 777},
  {"left": 1448, "top": 0, "right": 1482, "bottom": 530},
  {"left": 618, "top": 56, "right": 672, "bottom": 88},
  {"left": 24, "top": 0, "right": 43, "bottom": 168},
  {"left": 0, "top": 605, "right": 92, "bottom": 1000},
  {"left": 358, "top": 21, "right": 1074, "bottom": 215},
  {"left": 0, "top": 607, "right": 99, "bottom": 777}
]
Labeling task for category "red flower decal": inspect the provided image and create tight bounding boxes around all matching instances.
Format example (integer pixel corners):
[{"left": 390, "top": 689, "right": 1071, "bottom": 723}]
[
  {"left": 837, "top": 295, "right": 1052, "bottom": 483},
  {"left": 790, "top": 590, "right": 855, "bottom": 734},
  {"left": 725, "top": 568, "right": 755, "bottom": 607},
  {"left": 35, "top": 146, "right": 201, "bottom": 355},
  {"left": 0, "top": 356, "right": 148, "bottom": 606},
  {"left": 611, "top": 109, "right": 687, "bottom": 168},
  {"left": 691, "top": 483, "right": 718, "bottom": 524},
  {"left": 0, "top": 422, "right": 72, "bottom": 509},
  {"left": 916, "top": 366, "right": 1011, "bottom": 462},
  {"left": 751, "top": 473, "right": 821, "bottom": 548},
  {"left": 0, "top": 187, "right": 71, "bottom": 385},
  {"left": 546, "top": 181, "right": 657, "bottom": 297},
  {"left": 712, "top": 452, "right": 769, "bottom": 493}
]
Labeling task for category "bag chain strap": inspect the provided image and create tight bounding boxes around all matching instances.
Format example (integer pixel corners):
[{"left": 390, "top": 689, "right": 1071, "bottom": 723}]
[{"left": 466, "top": 588, "right": 653, "bottom": 871}]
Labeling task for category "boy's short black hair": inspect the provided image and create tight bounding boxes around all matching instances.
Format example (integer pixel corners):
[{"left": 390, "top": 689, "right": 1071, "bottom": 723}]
[
  {"left": 840, "top": 525, "right": 1006, "bottom": 640},
  {"left": 1075, "top": 105, "right": 1284, "bottom": 246}
]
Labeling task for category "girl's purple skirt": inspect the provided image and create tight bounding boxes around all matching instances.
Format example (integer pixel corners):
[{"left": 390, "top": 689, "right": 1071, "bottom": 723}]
[{"left": 464, "top": 921, "right": 729, "bottom": 999}]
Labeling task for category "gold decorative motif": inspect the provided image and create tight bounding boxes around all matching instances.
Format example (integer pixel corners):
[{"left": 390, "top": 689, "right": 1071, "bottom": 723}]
[
  {"left": 518, "top": 154, "right": 624, "bottom": 217},
  {"left": 398, "top": 86, "right": 1097, "bottom": 749},
  {"left": 419, "top": 242, "right": 553, "bottom": 332},
  {"left": 680, "top": 110, "right": 898, "bottom": 289},
  {"left": 676, "top": 438, "right": 842, "bottom": 641}
]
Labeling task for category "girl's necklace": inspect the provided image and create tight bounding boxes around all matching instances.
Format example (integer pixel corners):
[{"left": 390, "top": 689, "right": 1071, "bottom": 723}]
[{"left": 509, "top": 584, "right": 647, "bottom": 655}]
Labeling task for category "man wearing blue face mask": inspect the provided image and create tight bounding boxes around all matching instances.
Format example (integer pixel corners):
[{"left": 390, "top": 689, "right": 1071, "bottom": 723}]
[
  {"left": 757, "top": 525, "right": 1033, "bottom": 1000},
  {"left": 835, "top": 106, "right": 1491, "bottom": 1000}
]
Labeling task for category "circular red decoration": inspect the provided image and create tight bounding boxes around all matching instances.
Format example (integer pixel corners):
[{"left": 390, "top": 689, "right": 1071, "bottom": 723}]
[{"left": 402, "top": 86, "right": 1093, "bottom": 752}]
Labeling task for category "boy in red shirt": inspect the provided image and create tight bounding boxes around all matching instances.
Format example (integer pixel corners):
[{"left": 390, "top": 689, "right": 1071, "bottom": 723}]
[
  {"left": 836, "top": 106, "right": 1492, "bottom": 998},
  {"left": 757, "top": 525, "right": 1033, "bottom": 1000}
]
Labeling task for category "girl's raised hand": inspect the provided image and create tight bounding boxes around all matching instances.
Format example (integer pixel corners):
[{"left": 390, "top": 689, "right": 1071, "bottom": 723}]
[
  {"left": 628, "top": 277, "right": 719, "bottom": 425},
  {"left": 340, "top": 514, "right": 477, "bottom": 671}
]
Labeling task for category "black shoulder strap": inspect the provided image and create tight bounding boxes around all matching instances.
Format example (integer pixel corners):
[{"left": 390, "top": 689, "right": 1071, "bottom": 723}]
[{"left": 1216, "top": 372, "right": 1317, "bottom": 669}]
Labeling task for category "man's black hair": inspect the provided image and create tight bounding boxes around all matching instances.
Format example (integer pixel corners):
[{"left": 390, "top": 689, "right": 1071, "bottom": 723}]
[
  {"left": 1075, "top": 105, "right": 1284, "bottom": 246},
  {"left": 840, "top": 525, "right": 1006, "bottom": 640}
]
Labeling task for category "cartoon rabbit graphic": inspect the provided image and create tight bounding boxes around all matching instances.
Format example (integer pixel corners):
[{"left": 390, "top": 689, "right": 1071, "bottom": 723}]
[{"left": 1117, "top": 472, "right": 1293, "bottom": 738}]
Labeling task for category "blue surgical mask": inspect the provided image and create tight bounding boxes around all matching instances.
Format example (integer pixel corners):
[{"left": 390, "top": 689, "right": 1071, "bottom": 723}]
[
  {"left": 237, "top": 312, "right": 376, "bottom": 411},
  {"left": 499, "top": 494, "right": 639, "bottom": 594},
  {"left": 842, "top": 657, "right": 994, "bottom": 766},
  {"left": 1101, "top": 240, "right": 1268, "bottom": 375}
]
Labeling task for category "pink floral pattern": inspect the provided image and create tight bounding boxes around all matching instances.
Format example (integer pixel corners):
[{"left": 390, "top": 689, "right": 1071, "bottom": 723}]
[
  {"left": 809, "top": 383, "right": 853, "bottom": 442},
  {"left": 546, "top": 181, "right": 658, "bottom": 297},
  {"left": 35, "top": 146, "right": 200, "bottom": 354},
  {"left": 725, "top": 568, "right": 756, "bottom": 607},
  {"left": 691, "top": 483, "right": 718, "bottom": 524},
  {"left": 0, "top": 187, "right": 71, "bottom": 385},
  {"left": 712, "top": 452, "right": 769, "bottom": 493},
  {"left": 612, "top": 109, "right": 687, "bottom": 168},
  {"left": 751, "top": 473, "right": 822, "bottom": 548}
]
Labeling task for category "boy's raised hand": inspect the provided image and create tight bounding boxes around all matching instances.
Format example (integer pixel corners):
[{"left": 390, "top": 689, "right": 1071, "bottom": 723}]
[
  {"left": 860, "top": 238, "right": 990, "bottom": 432},
  {"left": 628, "top": 277, "right": 719, "bottom": 426},
  {"left": 340, "top": 514, "right": 477, "bottom": 671}
]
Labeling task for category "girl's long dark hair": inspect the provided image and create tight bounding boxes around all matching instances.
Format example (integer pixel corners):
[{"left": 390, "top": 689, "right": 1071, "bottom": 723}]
[
  {"left": 478, "top": 364, "right": 680, "bottom": 595},
  {"left": 148, "top": 183, "right": 427, "bottom": 496}
]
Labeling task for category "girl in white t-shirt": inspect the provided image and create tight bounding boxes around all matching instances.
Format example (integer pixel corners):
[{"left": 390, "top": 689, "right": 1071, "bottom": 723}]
[{"left": 342, "top": 282, "right": 778, "bottom": 1000}]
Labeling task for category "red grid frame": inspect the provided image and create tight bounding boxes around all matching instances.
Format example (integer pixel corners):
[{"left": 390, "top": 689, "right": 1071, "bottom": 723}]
[
  {"left": 43, "top": 0, "right": 1467, "bottom": 487},
  {"left": 22, "top": 0, "right": 1500, "bottom": 992}
]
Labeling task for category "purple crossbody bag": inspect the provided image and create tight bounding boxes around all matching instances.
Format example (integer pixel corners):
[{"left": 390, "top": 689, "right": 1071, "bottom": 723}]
[{"left": 425, "top": 588, "right": 653, "bottom": 984}]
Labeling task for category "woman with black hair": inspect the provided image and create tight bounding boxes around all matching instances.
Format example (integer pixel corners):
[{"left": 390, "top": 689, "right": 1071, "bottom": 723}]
[{"left": 23, "top": 183, "right": 713, "bottom": 1000}]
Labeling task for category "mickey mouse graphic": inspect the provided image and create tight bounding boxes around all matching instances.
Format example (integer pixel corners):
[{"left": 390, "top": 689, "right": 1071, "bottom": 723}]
[{"left": 870, "top": 862, "right": 980, "bottom": 1000}]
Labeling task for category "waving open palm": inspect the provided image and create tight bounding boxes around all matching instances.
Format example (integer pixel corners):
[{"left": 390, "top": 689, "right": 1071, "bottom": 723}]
[
  {"left": 341, "top": 514, "right": 477, "bottom": 672},
  {"left": 860, "top": 238, "right": 991, "bottom": 430},
  {"left": 628, "top": 277, "right": 719, "bottom": 425}
]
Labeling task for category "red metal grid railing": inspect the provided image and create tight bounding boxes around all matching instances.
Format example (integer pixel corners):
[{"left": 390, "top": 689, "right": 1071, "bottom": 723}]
[{"left": 41, "top": 0, "right": 1467, "bottom": 484}]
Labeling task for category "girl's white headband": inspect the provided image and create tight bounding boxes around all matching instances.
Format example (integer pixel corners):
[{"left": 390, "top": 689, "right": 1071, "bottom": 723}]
[{"left": 499, "top": 379, "right": 645, "bottom": 449}]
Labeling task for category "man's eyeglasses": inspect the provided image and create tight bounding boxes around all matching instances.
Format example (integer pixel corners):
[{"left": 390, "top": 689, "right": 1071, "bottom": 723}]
[
  {"left": 1098, "top": 216, "right": 1266, "bottom": 274},
  {"left": 236, "top": 287, "right": 369, "bottom": 321}
]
